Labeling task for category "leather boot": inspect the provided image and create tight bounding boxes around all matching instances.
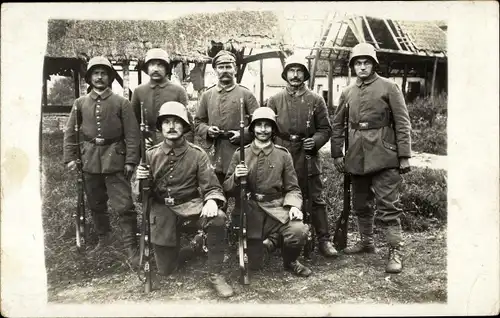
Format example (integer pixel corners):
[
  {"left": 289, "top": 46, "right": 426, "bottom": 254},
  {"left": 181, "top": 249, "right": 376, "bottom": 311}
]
[
  {"left": 385, "top": 223, "right": 403, "bottom": 273},
  {"left": 312, "top": 205, "right": 338, "bottom": 257},
  {"left": 247, "top": 239, "right": 265, "bottom": 271},
  {"left": 154, "top": 244, "right": 179, "bottom": 276},
  {"left": 344, "top": 217, "right": 376, "bottom": 254},
  {"left": 209, "top": 273, "right": 234, "bottom": 298},
  {"left": 282, "top": 246, "right": 312, "bottom": 277},
  {"left": 120, "top": 215, "right": 140, "bottom": 267}
]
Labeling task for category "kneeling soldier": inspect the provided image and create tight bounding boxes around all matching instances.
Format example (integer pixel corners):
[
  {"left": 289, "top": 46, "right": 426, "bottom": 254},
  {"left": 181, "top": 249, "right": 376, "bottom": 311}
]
[
  {"left": 224, "top": 107, "right": 312, "bottom": 277},
  {"left": 136, "top": 101, "right": 233, "bottom": 298}
]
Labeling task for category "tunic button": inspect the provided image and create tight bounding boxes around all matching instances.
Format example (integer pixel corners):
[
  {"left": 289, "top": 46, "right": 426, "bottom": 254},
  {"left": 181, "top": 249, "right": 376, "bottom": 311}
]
[
  {"left": 97, "top": 127, "right": 101, "bottom": 131},
  {"left": 169, "top": 175, "right": 173, "bottom": 178},
  {"left": 170, "top": 168, "right": 173, "bottom": 171}
]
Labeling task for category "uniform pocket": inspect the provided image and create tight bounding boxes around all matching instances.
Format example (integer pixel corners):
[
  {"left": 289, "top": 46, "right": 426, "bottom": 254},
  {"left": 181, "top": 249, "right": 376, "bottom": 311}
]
[{"left": 382, "top": 140, "right": 398, "bottom": 152}]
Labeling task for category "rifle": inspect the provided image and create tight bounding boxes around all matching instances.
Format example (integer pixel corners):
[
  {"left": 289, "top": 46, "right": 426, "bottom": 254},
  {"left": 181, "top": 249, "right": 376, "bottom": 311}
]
[
  {"left": 302, "top": 108, "right": 316, "bottom": 259},
  {"left": 238, "top": 97, "right": 250, "bottom": 285},
  {"left": 333, "top": 103, "right": 351, "bottom": 250},
  {"left": 73, "top": 104, "right": 87, "bottom": 251},
  {"left": 138, "top": 101, "right": 153, "bottom": 293}
]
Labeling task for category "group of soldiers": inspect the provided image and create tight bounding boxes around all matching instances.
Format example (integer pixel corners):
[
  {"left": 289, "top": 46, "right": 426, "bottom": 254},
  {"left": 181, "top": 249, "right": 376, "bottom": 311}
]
[{"left": 63, "top": 42, "right": 412, "bottom": 298}]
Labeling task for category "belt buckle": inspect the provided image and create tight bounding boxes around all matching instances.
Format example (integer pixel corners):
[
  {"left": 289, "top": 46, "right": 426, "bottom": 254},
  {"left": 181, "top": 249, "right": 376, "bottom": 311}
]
[
  {"left": 290, "top": 135, "right": 300, "bottom": 142},
  {"left": 359, "top": 122, "right": 368, "bottom": 129},
  {"left": 95, "top": 137, "right": 105, "bottom": 145},
  {"left": 164, "top": 197, "right": 175, "bottom": 206},
  {"left": 255, "top": 193, "right": 264, "bottom": 201}
]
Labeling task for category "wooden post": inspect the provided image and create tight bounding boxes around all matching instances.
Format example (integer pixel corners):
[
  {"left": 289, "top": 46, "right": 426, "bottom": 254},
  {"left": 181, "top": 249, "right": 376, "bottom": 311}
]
[
  {"left": 73, "top": 67, "right": 80, "bottom": 99},
  {"left": 423, "top": 62, "right": 428, "bottom": 95},
  {"left": 42, "top": 76, "right": 48, "bottom": 107},
  {"left": 122, "top": 61, "right": 130, "bottom": 100},
  {"left": 307, "top": 58, "right": 312, "bottom": 89},
  {"left": 402, "top": 63, "right": 408, "bottom": 99},
  {"left": 431, "top": 57, "right": 438, "bottom": 100},
  {"left": 138, "top": 67, "right": 142, "bottom": 85},
  {"left": 79, "top": 62, "right": 87, "bottom": 97},
  {"left": 347, "top": 64, "right": 352, "bottom": 85},
  {"left": 328, "top": 59, "right": 334, "bottom": 110},
  {"left": 259, "top": 59, "right": 264, "bottom": 106}
]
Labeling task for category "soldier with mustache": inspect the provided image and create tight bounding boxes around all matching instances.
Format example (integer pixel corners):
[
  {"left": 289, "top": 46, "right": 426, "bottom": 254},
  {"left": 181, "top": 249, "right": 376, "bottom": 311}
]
[{"left": 194, "top": 50, "right": 259, "bottom": 237}]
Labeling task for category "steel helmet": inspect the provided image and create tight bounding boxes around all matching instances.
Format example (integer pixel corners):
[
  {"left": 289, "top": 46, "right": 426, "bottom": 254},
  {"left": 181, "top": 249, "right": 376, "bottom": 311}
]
[
  {"left": 349, "top": 43, "right": 379, "bottom": 67},
  {"left": 143, "top": 48, "right": 171, "bottom": 73},
  {"left": 281, "top": 54, "right": 310, "bottom": 82},
  {"left": 156, "top": 101, "right": 191, "bottom": 132},
  {"left": 249, "top": 107, "right": 279, "bottom": 134},
  {"left": 85, "top": 56, "right": 115, "bottom": 85}
]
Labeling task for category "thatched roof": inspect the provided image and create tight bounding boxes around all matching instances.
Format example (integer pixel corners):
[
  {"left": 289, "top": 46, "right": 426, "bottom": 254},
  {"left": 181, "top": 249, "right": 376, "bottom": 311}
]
[{"left": 46, "top": 10, "right": 291, "bottom": 64}]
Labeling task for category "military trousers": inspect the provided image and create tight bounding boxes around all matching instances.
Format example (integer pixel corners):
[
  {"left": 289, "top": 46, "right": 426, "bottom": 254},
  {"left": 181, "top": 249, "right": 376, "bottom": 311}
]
[
  {"left": 150, "top": 201, "right": 227, "bottom": 273},
  {"left": 83, "top": 171, "right": 137, "bottom": 236},
  {"left": 351, "top": 168, "right": 403, "bottom": 225},
  {"left": 298, "top": 173, "right": 331, "bottom": 242}
]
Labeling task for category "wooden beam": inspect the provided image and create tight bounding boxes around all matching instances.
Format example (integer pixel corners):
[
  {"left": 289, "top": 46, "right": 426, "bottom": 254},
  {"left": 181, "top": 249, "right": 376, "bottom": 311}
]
[
  {"left": 307, "top": 58, "right": 312, "bottom": 89},
  {"left": 303, "top": 45, "right": 447, "bottom": 60},
  {"left": 122, "top": 61, "right": 130, "bottom": 100},
  {"left": 423, "top": 62, "right": 428, "bottom": 95},
  {"left": 383, "top": 19, "right": 403, "bottom": 51},
  {"left": 241, "top": 49, "right": 283, "bottom": 64},
  {"left": 112, "top": 68, "right": 133, "bottom": 99},
  {"left": 310, "top": 49, "right": 320, "bottom": 90},
  {"left": 363, "top": 16, "right": 380, "bottom": 49},
  {"left": 328, "top": 59, "right": 334, "bottom": 111},
  {"left": 347, "top": 66, "right": 352, "bottom": 85},
  {"left": 42, "top": 78, "right": 48, "bottom": 107},
  {"left": 431, "top": 57, "right": 438, "bottom": 100},
  {"left": 73, "top": 68, "right": 80, "bottom": 99},
  {"left": 138, "top": 68, "right": 142, "bottom": 85},
  {"left": 402, "top": 63, "right": 408, "bottom": 99},
  {"left": 259, "top": 59, "right": 264, "bottom": 106}
]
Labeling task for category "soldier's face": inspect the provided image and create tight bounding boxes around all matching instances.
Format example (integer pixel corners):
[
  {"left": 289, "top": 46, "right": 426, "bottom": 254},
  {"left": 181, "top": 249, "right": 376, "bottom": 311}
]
[
  {"left": 286, "top": 66, "right": 305, "bottom": 87},
  {"left": 353, "top": 58, "right": 374, "bottom": 79},
  {"left": 253, "top": 120, "right": 273, "bottom": 142},
  {"left": 90, "top": 67, "right": 110, "bottom": 89},
  {"left": 148, "top": 60, "right": 167, "bottom": 81},
  {"left": 215, "top": 62, "right": 236, "bottom": 85},
  {"left": 161, "top": 116, "right": 185, "bottom": 140}
]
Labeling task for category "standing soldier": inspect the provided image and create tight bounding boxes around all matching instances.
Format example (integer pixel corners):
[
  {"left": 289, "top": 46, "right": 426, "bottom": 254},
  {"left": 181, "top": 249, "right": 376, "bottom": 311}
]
[
  {"left": 63, "top": 56, "right": 141, "bottom": 265},
  {"left": 224, "top": 107, "right": 312, "bottom": 277},
  {"left": 331, "top": 43, "right": 412, "bottom": 273},
  {"left": 194, "top": 50, "right": 259, "bottom": 227},
  {"left": 136, "top": 101, "right": 233, "bottom": 298},
  {"left": 267, "top": 55, "right": 338, "bottom": 258},
  {"left": 131, "top": 48, "right": 194, "bottom": 145}
]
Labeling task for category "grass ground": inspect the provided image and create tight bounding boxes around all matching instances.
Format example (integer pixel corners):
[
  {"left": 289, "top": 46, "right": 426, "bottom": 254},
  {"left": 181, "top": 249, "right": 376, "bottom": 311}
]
[{"left": 42, "top": 131, "right": 446, "bottom": 304}]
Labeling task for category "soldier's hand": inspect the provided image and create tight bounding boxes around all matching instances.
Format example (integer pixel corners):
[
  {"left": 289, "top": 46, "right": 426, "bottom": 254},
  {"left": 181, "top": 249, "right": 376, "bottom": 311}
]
[
  {"left": 289, "top": 206, "right": 303, "bottom": 221},
  {"left": 145, "top": 137, "right": 154, "bottom": 149},
  {"left": 201, "top": 199, "right": 219, "bottom": 218},
  {"left": 228, "top": 130, "right": 240, "bottom": 143},
  {"left": 333, "top": 157, "right": 345, "bottom": 173},
  {"left": 208, "top": 126, "right": 221, "bottom": 138},
  {"left": 136, "top": 164, "right": 150, "bottom": 180},
  {"left": 399, "top": 158, "right": 411, "bottom": 174},
  {"left": 302, "top": 138, "right": 315, "bottom": 151},
  {"left": 234, "top": 164, "right": 248, "bottom": 179},
  {"left": 67, "top": 160, "right": 77, "bottom": 171},
  {"left": 124, "top": 164, "right": 135, "bottom": 180}
]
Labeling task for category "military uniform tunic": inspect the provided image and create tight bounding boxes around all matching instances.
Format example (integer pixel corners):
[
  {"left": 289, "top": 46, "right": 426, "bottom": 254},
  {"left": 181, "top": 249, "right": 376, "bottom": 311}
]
[
  {"left": 194, "top": 83, "right": 260, "bottom": 176},
  {"left": 131, "top": 80, "right": 194, "bottom": 144},
  {"left": 223, "top": 142, "right": 307, "bottom": 242},
  {"left": 145, "top": 139, "right": 226, "bottom": 246}
]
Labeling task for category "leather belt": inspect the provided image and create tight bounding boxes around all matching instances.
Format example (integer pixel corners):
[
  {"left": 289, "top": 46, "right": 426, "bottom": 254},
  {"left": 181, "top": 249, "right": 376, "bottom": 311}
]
[
  {"left": 277, "top": 132, "right": 306, "bottom": 142},
  {"left": 154, "top": 192, "right": 200, "bottom": 206},
  {"left": 216, "top": 130, "right": 236, "bottom": 140},
  {"left": 350, "top": 121, "right": 391, "bottom": 130},
  {"left": 248, "top": 192, "right": 283, "bottom": 202},
  {"left": 83, "top": 135, "right": 123, "bottom": 145}
]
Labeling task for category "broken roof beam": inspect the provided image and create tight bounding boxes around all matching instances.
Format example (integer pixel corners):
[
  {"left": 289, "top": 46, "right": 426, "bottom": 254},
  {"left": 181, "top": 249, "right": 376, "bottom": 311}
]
[
  {"left": 362, "top": 16, "right": 380, "bottom": 49},
  {"left": 383, "top": 18, "right": 404, "bottom": 51},
  {"left": 305, "top": 45, "right": 446, "bottom": 59}
]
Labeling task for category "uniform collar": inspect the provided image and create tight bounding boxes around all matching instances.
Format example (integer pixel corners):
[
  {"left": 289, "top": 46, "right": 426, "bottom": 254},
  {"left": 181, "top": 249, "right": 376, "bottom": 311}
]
[
  {"left": 216, "top": 82, "right": 236, "bottom": 92},
  {"left": 356, "top": 72, "right": 379, "bottom": 87},
  {"left": 161, "top": 137, "right": 189, "bottom": 157},
  {"left": 286, "top": 83, "right": 307, "bottom": 97},
  {"left": 250, "top": 141, "right": 274, "bottom": 156},
  {"left": 89, "top": 88, "right": 112, "bottom": 100},
  {"left": 149, "top": 79, "right": 169, "bottom": 88}
]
